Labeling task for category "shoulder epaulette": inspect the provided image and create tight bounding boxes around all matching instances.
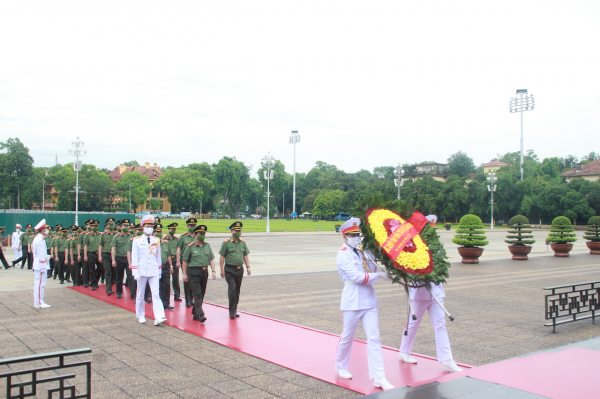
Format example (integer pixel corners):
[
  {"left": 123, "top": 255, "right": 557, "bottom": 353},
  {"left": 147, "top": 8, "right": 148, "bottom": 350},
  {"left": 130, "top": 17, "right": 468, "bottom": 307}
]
[
  {"left": 134, "top": 236, "right": 142, "bottom": 240},
  {"left": 224, "top": 238, "right": 230, "bottom": 242},
  {"left": 241, "top": 239, "right": 246, "bottom": 242},
  {"left": 130, "top": 237, "right": 135, "bottom": 241},
  {"left": 188, "top": 242, "right": 194, "bottom": 246}
]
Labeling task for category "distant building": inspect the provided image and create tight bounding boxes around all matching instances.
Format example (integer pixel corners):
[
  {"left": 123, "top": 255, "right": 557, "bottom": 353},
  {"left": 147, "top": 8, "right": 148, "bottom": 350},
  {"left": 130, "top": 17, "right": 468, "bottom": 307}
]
[
  {"left": 109, "top": 163, "right": 171, "bottom": 213},
  {"left": 560, "top": 160, "right": 600, "bottom": 183},
  {"left": 409, "top": 163, "right": 448, "bottom": 182},
  {"left": 481, "top": 161, "right": 509, "bottom": 174}
]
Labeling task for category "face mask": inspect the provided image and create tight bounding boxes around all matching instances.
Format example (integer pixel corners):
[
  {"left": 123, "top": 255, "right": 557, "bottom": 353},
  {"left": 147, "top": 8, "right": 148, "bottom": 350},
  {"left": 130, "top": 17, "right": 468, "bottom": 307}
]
[
  {"left": 16, "top": 229, "right": 20, "bottom": 232},
  {"left": 169, "top": 231, "right": 175, "bottom": 236},
  {"left": 121, "top": 228, "right": 129, "bottom": 233},
  {"left": 232, "top": 232, "right": 241, "bottom": 238},
  {"left": 197, "top": 235, "right": 205, "bottom": 242},
  {"left": 92, "top": 227, "right": 98, "bottom": 232},
  {"left": 87, "top": 226, "right": 91, "bottom": 230},
  {"left": 62, "top": 233, "right": 67, "bottom": 237},
  {"left": 143, "top": 227, "right": 153, "bottom": 235},
  {"left": 108, "top": 226, "right": 115, "bottom": 231},
  {"left": 346, "top": 236, "right": 361, "bottom": 248},
  {"left": 155, "top": 233, "right": 163, "bottom": 238},
  {"left": 136, "top": 231, "right": 143, "bottom": 236},
  {"left": 43, "top": 229, "right": 49, "bottom": 235},
  {"left": 188, "top": 227, "right": 195, "bottom": 233}
]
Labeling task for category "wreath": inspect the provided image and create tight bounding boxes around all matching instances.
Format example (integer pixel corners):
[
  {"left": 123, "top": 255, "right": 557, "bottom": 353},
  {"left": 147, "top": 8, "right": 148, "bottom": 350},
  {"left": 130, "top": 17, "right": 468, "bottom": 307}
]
[{"left": 355, "top": 193, "right": 450, "bottom": 286}]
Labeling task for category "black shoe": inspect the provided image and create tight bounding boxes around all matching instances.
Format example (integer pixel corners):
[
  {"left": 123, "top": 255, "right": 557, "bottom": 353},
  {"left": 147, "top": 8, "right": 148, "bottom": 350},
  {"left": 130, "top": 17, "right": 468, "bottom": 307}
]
[
  {"left": 191, "top": 301, "right": 195, "bottom": 306},
  {"left": 165, "top": 305, "right": 174, "bottom": 310},
  {"left": 130, "top": 295, "right": 135, "bottom": 299},
  {"left": 101, "top": 277, "right": 105, "bottom": 284},
  {"left": 66, "top": 279, "right": 71, "bottom": 283},
  {"left": 21, "top": 265, "right": 24, "bottom": 269},
  {"left": 185, "top": 302, "right": 191, "bottom": 307},
  {"left": 230, "top": 315, "right": 236, "bottom": 319},
  {"left": 91, "top": 286, "right": 96, "bottom": 291},
  {"left": 174, "top": 296, "right": 182, "bottom": 302},
  {"left": 60, "top": 281, "right": 64, "bottom": 284},
  {"left": 107, "top": 290, "right": 114, "bottom": 295},
  {"left": 199, "top": 315, "right": 207, "bottom": 323},
  {"left": 144, "top": 298, "right": 152, "bottom": 303},
  {"left": 117, "top": 293, "right": 122, "bottom": 299},
  {"left": 192, "top": 315, "right": 200, "bottom": 321},
  {"left": 235, "top": 314, "right": 240, "bottom": 318},
  {"left": 53, "top": 275, "right": 56, "bottom": 280},
  {"left": 83, "top": 284, "right": 88, "bottom": 288},
  {"left": 72, "top": 283, "right": 76, "bottom": 287}
]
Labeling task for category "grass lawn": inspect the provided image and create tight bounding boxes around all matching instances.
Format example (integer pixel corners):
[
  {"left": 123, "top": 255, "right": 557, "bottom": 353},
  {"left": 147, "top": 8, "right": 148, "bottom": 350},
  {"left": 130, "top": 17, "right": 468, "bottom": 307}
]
[{"left": 136, "top": 218, "right": 342, "bottom": 233}]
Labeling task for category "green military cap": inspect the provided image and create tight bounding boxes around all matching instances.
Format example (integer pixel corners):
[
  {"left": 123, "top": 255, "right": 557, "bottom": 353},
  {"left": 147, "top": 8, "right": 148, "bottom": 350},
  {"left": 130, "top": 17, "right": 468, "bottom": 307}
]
[
  {"left": 155, "top": 217, "right": 161, "bottom": 224},
  {"left": 229, "top": 221, "right": 243, "bottom": 230},
  {"left": 60, "top": 227, "right": 69, "bottom": 233},
  {"left": 105, "top": 217, "right": 115, "bottom": 225},
  {"left": 185, "top": 218, "right": 197, "bottom": 225},
  {"left": 167, "top": 222, "right": 178, "bottom": 229},
  {"left": 90, "top": 220, "right": 99, "bottom": 226},
  {"left": 47, "top": 226, "right": 54, "bottom": 231},
  {"left": 193, "top": 225, "right": 207, "bottom": 234},
  {"left": 154, "top": 223, "right": 163, "bottom": 232},
  {"left": 70, "top": 225, "right": 77, "bottom": 231},
  {"left": 78, "top": 226, "right": 85, "bottom": 231},
  {"left": 134, "top": 223, "right": 142, "bottom": 230},
  {"left": 85, "top": 219, "right": 93, "bottom": 225},
  {"left": 26, "top": 224, "right": 33, "bottom": 229},
  {"left": 122, "top": 218, "right": 131, "bottom": 225}
]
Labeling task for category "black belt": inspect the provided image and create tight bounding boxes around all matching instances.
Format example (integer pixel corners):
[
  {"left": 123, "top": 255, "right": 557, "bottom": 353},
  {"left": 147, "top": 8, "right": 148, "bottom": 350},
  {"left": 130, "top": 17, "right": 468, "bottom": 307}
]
[{"left": 226, "top": 264, "right": 242, "bottom": 269}]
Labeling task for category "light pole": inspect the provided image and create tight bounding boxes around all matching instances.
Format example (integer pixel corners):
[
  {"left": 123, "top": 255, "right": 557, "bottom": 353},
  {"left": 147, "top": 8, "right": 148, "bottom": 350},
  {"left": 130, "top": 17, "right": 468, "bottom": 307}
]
[
  {"left": 128, "top": 182, "right": 132, "bottom": 213},
  {"left": 261, "top": 152, "right": 275, "bottom": 233},
  {"left": 42, "top": 170, "right": 48, "bottom": 212},
  {"left": 69, "top": 137, "right": 86, "bottom": 225},
  {"left": 289, "top": 130, "right": 300, "bottom": 218},
  {"left": 510, "top": 89, "right": 535, "bottom": 181},
  {"left": 487, "top": 171, "right": 497, "bottom": 229},
  {"left": 394, "top": 164, "right": 405, "bottom": 200}
]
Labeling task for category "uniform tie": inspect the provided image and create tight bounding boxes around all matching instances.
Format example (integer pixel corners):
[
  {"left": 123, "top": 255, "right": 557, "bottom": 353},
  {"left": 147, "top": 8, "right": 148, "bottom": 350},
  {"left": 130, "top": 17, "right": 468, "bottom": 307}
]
[{"left": 147, "top": 237, "right": 150, "bottom": 244}]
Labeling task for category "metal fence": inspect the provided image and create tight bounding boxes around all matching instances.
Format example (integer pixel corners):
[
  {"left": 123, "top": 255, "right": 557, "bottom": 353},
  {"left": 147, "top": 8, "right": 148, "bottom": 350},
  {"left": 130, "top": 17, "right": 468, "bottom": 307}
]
[
  {"left": 0, "top": 348, "right": 92, "bottom": 399},
  {"left": 545, "top": 281, "right": 600, "bottom": 333}
]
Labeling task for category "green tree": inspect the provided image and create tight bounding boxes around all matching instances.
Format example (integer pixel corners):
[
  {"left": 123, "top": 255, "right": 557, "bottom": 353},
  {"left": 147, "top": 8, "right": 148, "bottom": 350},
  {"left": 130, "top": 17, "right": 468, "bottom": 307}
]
[
  {"left": 213, "top": 157, "right": 250, "bottom": 215},
  {"left": 154, "top": 168, "right": 213, "bottom": 213},
  {"left": 312, "top": 190, "right": 345, "bottom": 217},
  {"left": 258, "top": 159, "right": 291, "bottom": 217},
  {"left": 0, "top": 138, "right": 34, "bottom": 208},
  {"left": 401, "top": 176, "right": 443, "bottom": 216},
  {"left": 123, "top": 160, "right": 139, "bottom": 166},
  {"left": 447, "top": 151, "right": 475, "bottom": 177},
  {"left": 148, "top": 199, "right": 162, "bottom": 211},
  {"left": 301, "top": 189, "right": 322, "bottom": 213},
  {"left": 115, "top": 171, "right": 151, "bottom": 212},
  {"left": 439, "top": 175, "right": 470, "bottom": 221}
]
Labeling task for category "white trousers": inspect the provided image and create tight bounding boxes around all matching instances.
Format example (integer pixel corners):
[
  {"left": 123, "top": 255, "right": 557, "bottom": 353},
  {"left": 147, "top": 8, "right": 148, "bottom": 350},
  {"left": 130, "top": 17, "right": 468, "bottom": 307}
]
[
  {"left": 399, "top": 299, "right": 453, "bottom": 363},
  {"left": 335, "top": 308, "right": 385, "bottom": 380},
  {"left": 33, "top": 270, "right": 47, "bottom": 306},
  {"left": 13, "top": 246, "right": 22, "bottom": 259},
  {"left": 135, "top": 276, "right": 165, "bottom": 320}
]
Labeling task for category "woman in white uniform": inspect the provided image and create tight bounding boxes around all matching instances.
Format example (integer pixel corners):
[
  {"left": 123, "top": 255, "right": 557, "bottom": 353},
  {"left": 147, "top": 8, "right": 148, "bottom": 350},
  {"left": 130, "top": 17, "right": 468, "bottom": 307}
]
[{"left": 334, "top": 217, "right": 394, "bottom": 391}]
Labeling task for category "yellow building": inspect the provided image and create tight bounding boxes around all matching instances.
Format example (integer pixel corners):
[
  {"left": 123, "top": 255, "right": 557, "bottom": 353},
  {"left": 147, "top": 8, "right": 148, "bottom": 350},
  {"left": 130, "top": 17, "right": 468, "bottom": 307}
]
[
  {"left": 560, "top": 160, "right": 600, "bottom": 183},
  {"left": 481, "top": 161, "right": 509, "bottom": 174},
  {"left": 109, "top": 163, "right": 171, "bottom": 213}
]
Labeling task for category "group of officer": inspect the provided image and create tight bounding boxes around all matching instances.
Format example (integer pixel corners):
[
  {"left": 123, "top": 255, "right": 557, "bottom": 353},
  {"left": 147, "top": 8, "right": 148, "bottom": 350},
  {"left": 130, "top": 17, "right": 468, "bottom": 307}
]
[{"left": 12, "top": 216, "right": 251, "bottom": 323}]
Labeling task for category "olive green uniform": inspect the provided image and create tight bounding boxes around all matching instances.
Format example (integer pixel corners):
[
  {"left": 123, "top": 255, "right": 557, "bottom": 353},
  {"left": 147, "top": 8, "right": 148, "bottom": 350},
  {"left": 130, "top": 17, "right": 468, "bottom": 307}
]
[
  {"left": 219, "top": 238, "right": 250, "bottom": 317},
  {"left": 112, "top": 232, "right": 134, "bottom": 297},
  {"left": 78, "top": 233, "right": 88, "bottom": 286},
  {"left": 182, "top": 242, "right": 214, "bottom": 317},
  {"left": 83, "top": 233, "right": 102, "bottom": 289},
  {"left": 159, "top": 239, "right": 172, "bottom": 308},
  {"left": 100, "top": 232, "right": 115, "bottom": 293},
  {"left": 53, "top": 236, "right": 69, "bottom": 283},
  {"left": 45, "top": 235, "right": 55, "bottom": 278},
  {"left": 26, "top": 233, "right": 35, "bottom": 269},
  {"left": 165, "top": 235, "right": 180, "bottom": 299},
  {"left": 68, "top": 237, "right": 81, "bottom": 286},
  {"left": 177, "top": 233, "right": 196, "bottom": 304}
]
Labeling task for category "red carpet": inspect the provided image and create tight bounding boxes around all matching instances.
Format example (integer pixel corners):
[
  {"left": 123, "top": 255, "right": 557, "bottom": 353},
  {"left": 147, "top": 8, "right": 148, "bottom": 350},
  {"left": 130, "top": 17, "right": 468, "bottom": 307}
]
[
  {"left": 70, "top": 286, "right": 470, "bottom": 395},
  {"left": 435, "top": 347, "right": 600, "bottom": 399}
]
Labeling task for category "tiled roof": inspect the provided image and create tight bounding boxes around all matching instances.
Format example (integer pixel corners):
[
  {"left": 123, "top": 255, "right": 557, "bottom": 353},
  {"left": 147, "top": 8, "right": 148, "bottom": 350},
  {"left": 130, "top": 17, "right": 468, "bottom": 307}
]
[
  {"left": 560, "top": 159, "right": 600, "bottom": 177},
  {"left": 109, "top": 165, "right": 163, "bottom": 182},
  {"left": 481, "top": 161, "right": 509, "bottom": 166}
]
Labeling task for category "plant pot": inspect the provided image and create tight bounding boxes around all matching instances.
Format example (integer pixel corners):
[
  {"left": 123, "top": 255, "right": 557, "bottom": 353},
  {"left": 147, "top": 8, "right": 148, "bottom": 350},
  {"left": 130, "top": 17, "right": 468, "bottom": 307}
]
[
  {"left": 334, "top": 225, "right": 341, "bottom": 233},
  {"left": 550, "top": 243, "right": 573, "bottom": 257},
  {"left": 457, "top": 247, "right": 484, "bottom": 264},
  {"left": 508, "top": 245, "right": 532, "bottom": 260},
  {"left": 586, "top": 241, "right": 600, "bottom": 254},
  {"left": 445, "top": 225, "right": 451, "bottom": 230}
]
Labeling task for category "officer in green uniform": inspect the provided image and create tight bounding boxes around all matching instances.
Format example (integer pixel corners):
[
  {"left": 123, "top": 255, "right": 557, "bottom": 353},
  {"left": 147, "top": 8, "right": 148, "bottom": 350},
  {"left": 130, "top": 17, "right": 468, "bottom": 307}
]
[
  {"left": 112, "top": 219, "right": 134, "bottom": 299},
  {"left": 67, "top": 225, "right": 79, "bottom": 286},
  {"left": 183, "top": 225, "right": 216, "bottom": 322},
  {"left": 45, "top": 226, "right": 55, "bottom": 278},
  {"left": 13, "top": 224, "right": 31, "bottom": 268},
  {"left": 219, "top": 221, "right": 251, "bottom": 319},
  {"left": 154, "top": 223, "right": 174, "bottom": 310},
  {"left": 99, "top": 217, "right": 116, "bottom": 294},
  {"left": 0, "top": 226, "right": 9, "bottom": 269},
  {"left": 164, "top": 222, "right": 180, "bottom": 302},
  {"left": 83, "top": 220, "right": 103, "bottom": 290},
  {"left": 26, "top": 225, "right": 36, "bottom": 269},
  {"left": 79, "top": 219, "right": 93, "bottom": 287},
  {"left": 176, "top": 218, "right": 197, "bottom": 307},
  {"left": 53, "top": 227, "right": 70, "bottom": 283}
]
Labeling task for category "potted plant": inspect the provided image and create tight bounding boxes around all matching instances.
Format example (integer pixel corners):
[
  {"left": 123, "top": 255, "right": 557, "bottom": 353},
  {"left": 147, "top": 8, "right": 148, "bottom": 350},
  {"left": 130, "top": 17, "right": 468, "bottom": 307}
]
[
  {"left": 444, "top": 223, "right": 452, "bottom": 231},
  {"left": 334, "top": 224, "right": 342, "bottom": 232},
  {"left": 452, "top": 214, "right": 489, "bottom": 263},
  {"left": 505, "top": 215, "right": 536, "bottom": 260},
  {"left": 547, "top": 216, "right": 577, "bottom": 257},
  {"left": 583, "top": 216, "right": 600, "bottom": 254}
]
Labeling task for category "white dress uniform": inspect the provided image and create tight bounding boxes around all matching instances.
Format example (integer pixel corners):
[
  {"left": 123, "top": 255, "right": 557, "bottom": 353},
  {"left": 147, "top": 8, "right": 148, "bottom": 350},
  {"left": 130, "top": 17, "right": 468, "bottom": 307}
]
[
  {"left": 399, "top": 282, "right": 453, "bottom": 363},
  {"left": 334, "top": 242, "right": 386, "bottom": 380},
  {"left": 131, "top": 234, "right": 166, "bottom": 320},
  {"left": 12, "top": 230, "right": 23, "bottom": 259},
  {"left": 32, "top": 232, "right": 49, "bottom": 307}
]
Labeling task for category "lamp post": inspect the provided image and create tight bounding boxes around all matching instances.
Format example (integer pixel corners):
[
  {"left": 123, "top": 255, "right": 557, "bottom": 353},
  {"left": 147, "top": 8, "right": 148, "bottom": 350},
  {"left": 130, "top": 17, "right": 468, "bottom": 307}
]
[
  {"left": 261, "top": 152, "right": 275, "bottom": 233},
  {"left": 289, "top": 130, "right": 300, "bottom": 218},
  {"left": 68, "top": 137, "right": 86, "bottom": 225},
  {"left": 394, "top": 164, "right": 405, "bottom": 200},
  {"left": 42, "top": 170, "right": 48, "bottom": 212},
  {"left": 510, "top": 89, "right": 535, "bottom": 181},
  {"left": 487, "top": 171, "right": 497, "bottom": 229}
]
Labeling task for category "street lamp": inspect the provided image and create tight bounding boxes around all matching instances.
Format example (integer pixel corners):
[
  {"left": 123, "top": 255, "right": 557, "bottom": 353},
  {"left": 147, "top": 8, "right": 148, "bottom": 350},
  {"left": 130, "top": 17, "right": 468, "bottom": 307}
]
[
  {"left": 510, "top": 89, "right": 535, "bottom": 181},
  {"left": 261, "top": 152, "right": 275, "bottom": 233},
  {"left": 68, "top": 136, "right": 86, "bottom": 225},
  {"left": 289, "top": 130, "right": 300, "bottom": 218},
  {"left": 487, "top": 171, "right": 497, "bottom": 230},
  {"left": 42, "top": 170, "right": 48, "bottom": 212},
  {"left": 394, "top": 164, "right": 405, "bottom": 200}
]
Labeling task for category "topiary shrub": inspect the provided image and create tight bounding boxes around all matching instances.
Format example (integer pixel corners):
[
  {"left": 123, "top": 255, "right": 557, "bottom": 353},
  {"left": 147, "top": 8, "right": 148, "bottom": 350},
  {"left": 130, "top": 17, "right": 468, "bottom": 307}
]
[
  {"left": 583, "top": 216, "right": 600, "bottom": 242},
  {"left": 505, "top": 215, "right": 536, "bottom": 246},
  {"left": 452, "top": 214, "right": 489, "bottom": 248},
  {"left": 547, "top": 216, "right": 577, "bottom": 244}
]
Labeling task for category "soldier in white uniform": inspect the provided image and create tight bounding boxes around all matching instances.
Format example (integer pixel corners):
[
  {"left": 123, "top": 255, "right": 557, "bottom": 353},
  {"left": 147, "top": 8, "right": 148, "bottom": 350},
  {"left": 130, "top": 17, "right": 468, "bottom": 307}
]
[
  {"left": 131, "top": 215, "right": 167, "bottom": 326},
  {"left": 398, "top": 283, "right": 462, "bottom": 372},
  {"left": 334, "top": 218, "right": 394, "bottom": 391},
  {"left": 11, "top": 223, "right": 23, "bottom": 262},
  {"left": 32, "top": 219, "right": 51, "bottom": 308}
]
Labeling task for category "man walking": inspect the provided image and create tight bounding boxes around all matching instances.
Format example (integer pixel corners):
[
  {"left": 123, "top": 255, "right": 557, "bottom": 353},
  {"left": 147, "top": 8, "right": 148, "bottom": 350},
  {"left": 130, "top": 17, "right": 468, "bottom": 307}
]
[
  {"left": 219, "top": 221, "right": 251, "bottom": 319},
  {"left": 182, "top": 225, "right": 216, "bottom": 322}
]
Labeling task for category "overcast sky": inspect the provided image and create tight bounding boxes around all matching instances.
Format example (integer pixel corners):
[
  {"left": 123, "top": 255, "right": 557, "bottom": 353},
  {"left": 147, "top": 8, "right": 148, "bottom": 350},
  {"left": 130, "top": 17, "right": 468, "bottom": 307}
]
[{"left": 1, "top": 1, "right": 599, "bottom": 178}]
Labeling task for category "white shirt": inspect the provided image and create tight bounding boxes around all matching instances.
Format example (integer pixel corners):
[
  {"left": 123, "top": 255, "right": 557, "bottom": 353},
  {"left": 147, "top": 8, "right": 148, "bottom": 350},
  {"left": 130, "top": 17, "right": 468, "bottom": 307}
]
[
  {"left": 336, "top": 244, "right": 381, "bottom": 310},
  {"left": 131, "top": 235, "right": 161, "bottom": 278},
  {"left": 409, "top": 281, "right": 446, "bottom": 300},
  {"left": 32, "top": 233, "right": 49, "bottom": 271},
  {"left": 11, "top": 231, "right": 22, "bottom": 249}
]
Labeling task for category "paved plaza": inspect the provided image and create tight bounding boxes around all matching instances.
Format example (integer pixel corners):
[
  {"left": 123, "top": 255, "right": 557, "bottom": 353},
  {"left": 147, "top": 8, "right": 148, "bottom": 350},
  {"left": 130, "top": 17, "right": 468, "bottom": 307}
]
[{"left": 1, "top": 230, "right": 599, "bottom": 398}]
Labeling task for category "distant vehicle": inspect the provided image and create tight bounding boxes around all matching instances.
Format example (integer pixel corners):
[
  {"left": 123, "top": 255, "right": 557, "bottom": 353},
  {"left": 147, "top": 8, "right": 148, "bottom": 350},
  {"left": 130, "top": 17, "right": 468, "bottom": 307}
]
[
  {"left": 159, "top": 212, "right": 171, "bottom": 218},
  {"left": 250, "top": 214, "right": 262, "bottom": 219},
  {"left": 180, "top": 212, "right": 191, "bottom": 219},
  {"left": 136, "top": 211, "right": 149, "bottom": 219},
  {"left": 333, "top": 212, "right": 351, "bottom": 221}
]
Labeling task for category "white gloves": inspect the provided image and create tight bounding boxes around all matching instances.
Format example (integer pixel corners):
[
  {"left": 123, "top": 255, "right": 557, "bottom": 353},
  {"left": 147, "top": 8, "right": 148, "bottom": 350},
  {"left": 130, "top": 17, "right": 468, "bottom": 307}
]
[
  {"left": 134, "top": 275, "right": 139, "bottom": 281},
  {"left": 45, "top": 255, "right": 52, "bottom": 262},
  {"left": 377, "top": 272, "right": 392, "bottom": 281}
]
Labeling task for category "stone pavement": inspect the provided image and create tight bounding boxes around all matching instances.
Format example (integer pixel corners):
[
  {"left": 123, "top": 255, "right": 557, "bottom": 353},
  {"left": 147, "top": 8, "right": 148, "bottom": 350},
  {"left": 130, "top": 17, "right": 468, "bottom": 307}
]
[{"left": 1, "top": 235, "right": 600, "bottom": 398}]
